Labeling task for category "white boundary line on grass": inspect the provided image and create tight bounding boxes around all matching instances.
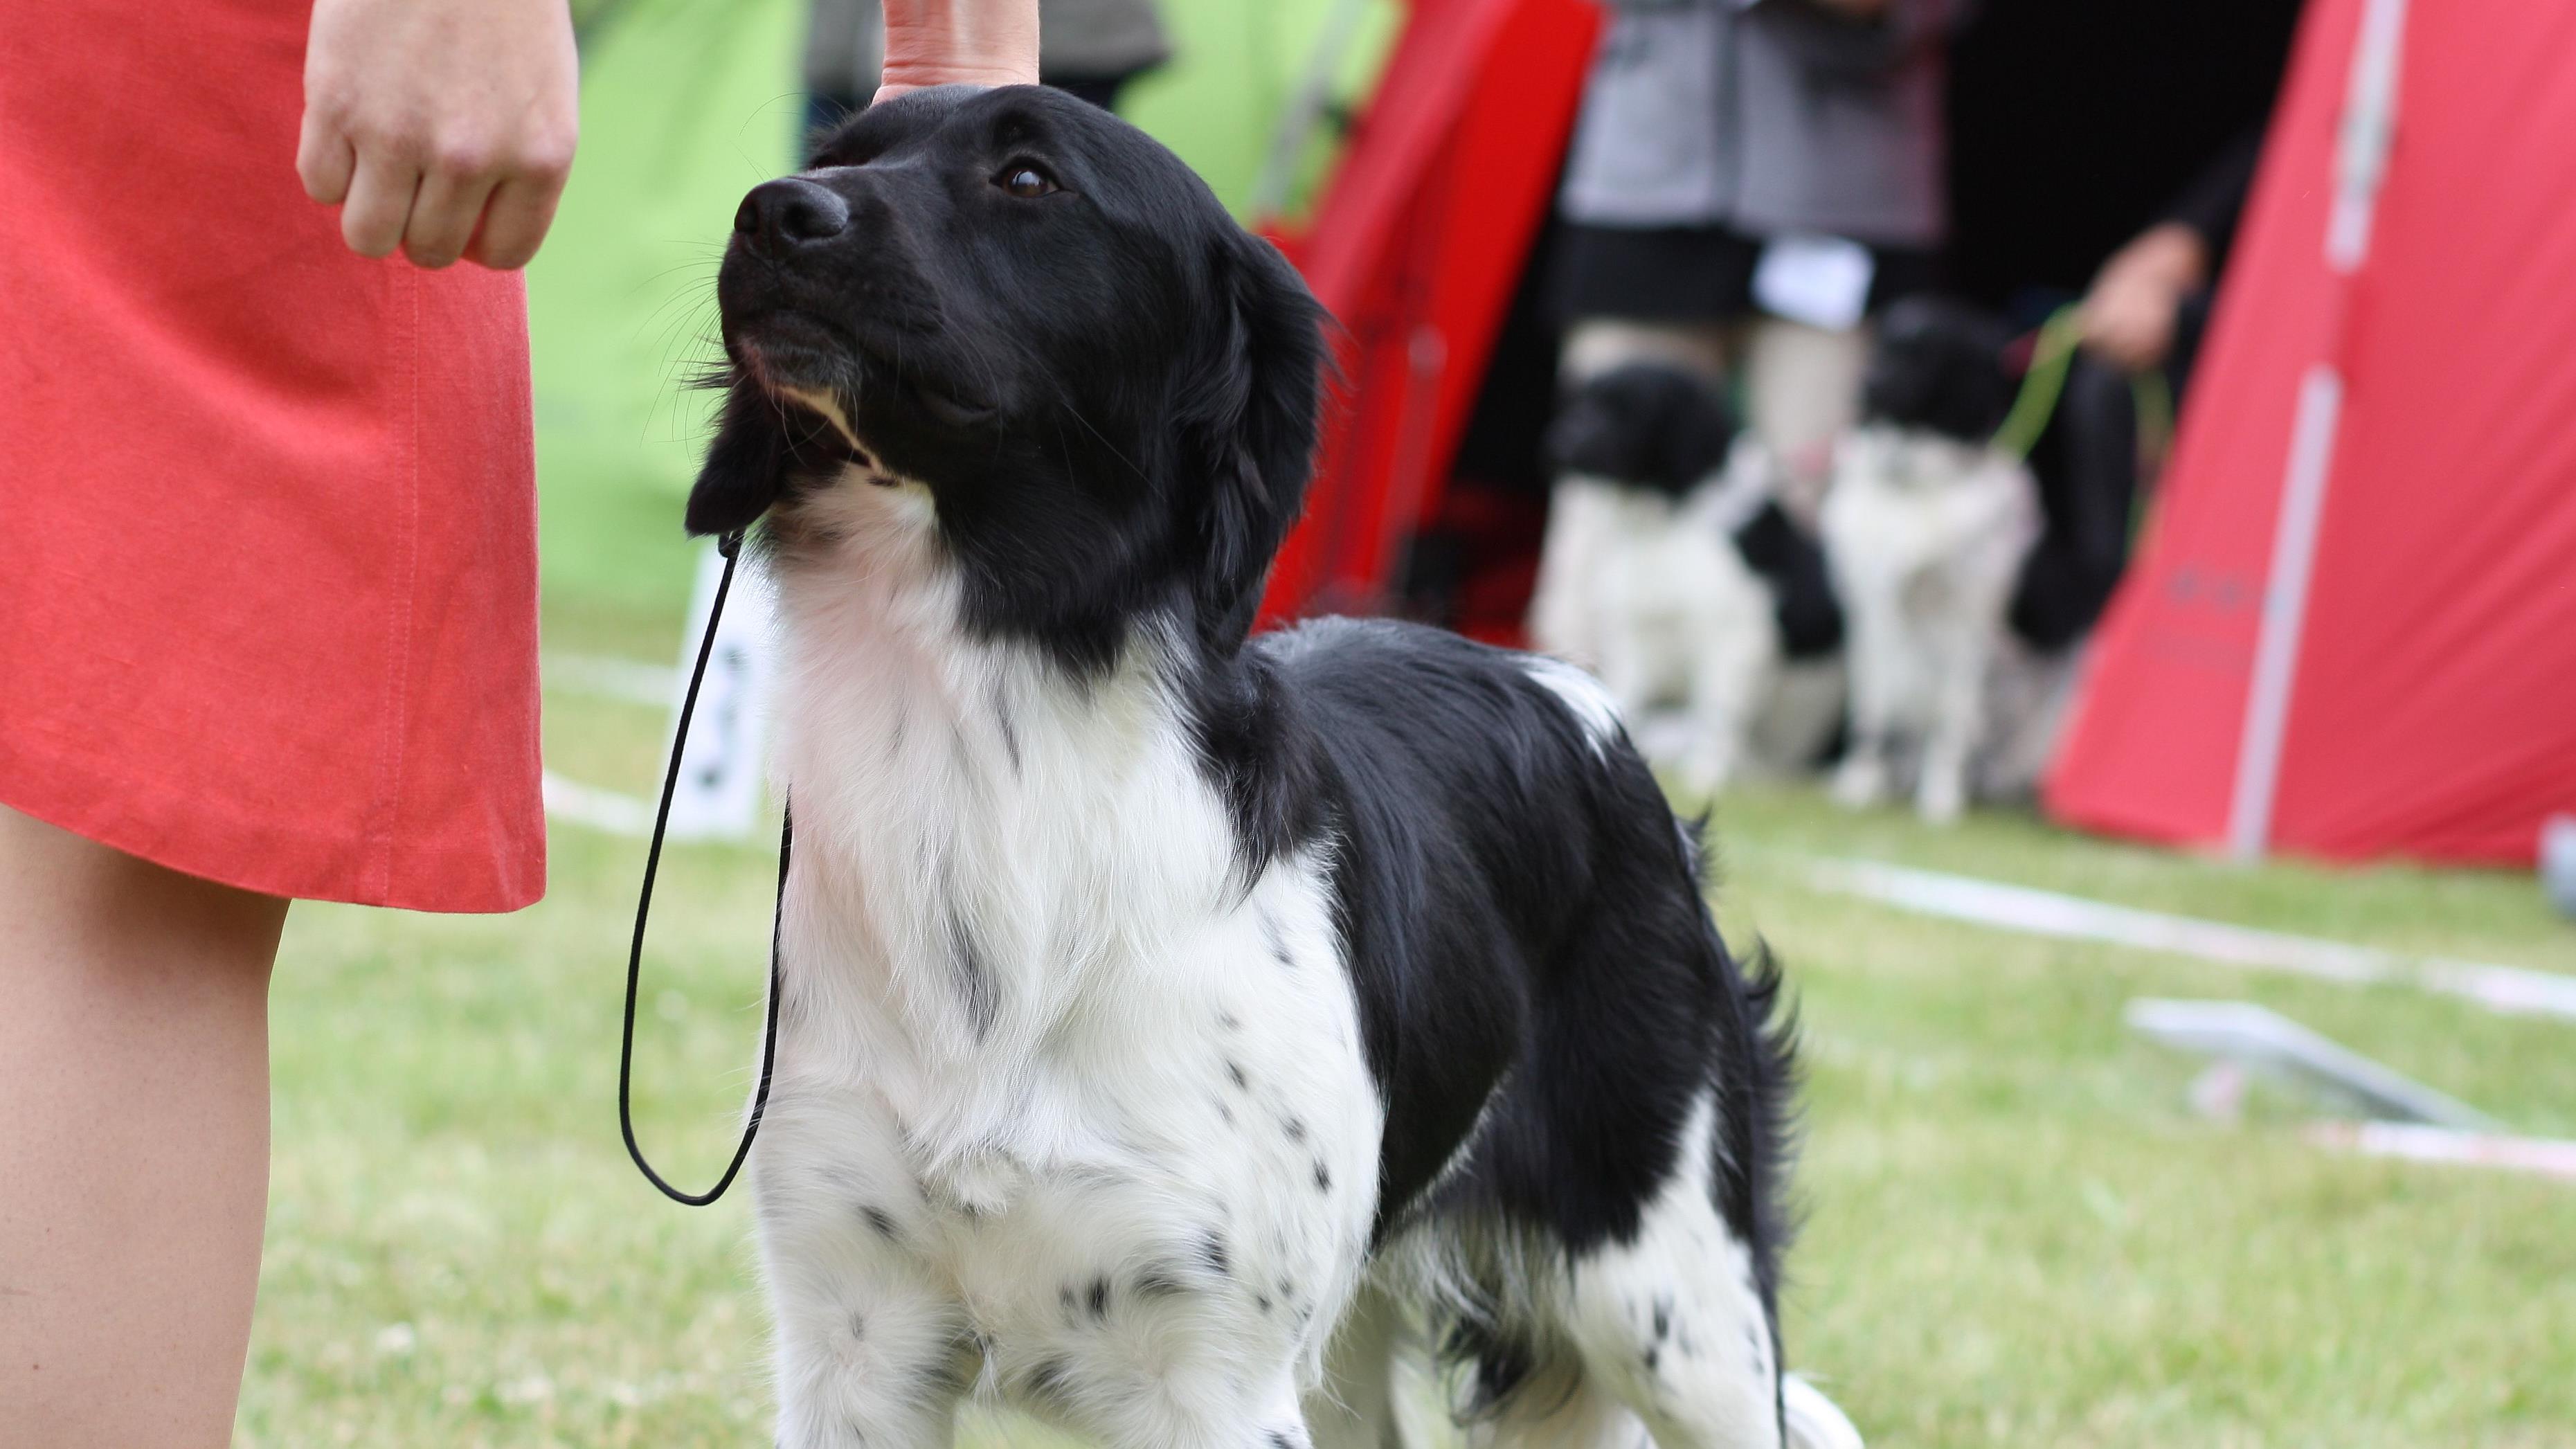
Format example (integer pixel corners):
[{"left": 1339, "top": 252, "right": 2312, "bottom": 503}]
[
  {"left": 2306, "top": 1121, "right": 2576, "bottom": 1183},
  {"left": 543, "top": 651, "right": 677, "bottom": 707},
  {"left": 1799, "top": 856, "right": 2576, "bottom": 1023},
  {"left": 541, "top": 769, "right": 653, "bottom": 837}
]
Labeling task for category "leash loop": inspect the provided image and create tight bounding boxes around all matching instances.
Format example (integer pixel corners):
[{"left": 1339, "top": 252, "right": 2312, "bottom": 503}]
[{"left": 618, "top": 530, "right": 789, "bottom": 1206}]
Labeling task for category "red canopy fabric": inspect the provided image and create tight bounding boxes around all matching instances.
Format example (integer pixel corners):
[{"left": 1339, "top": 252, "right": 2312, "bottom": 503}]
[
  {"left": 2046, "top": 0, "right": 2576, "bottom": 865},
  {"left": 1259, "top": 0, "right": 1603, "bottom": 620}
]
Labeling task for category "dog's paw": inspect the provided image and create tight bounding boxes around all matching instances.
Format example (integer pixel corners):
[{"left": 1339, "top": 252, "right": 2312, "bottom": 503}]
[
  {"left": 1677, "top": 745, "right": 1738, "bottom": 802},
  {"left": 1783, "top": 1374, "right": 1865, "bottom": 1449},
  {"left": 1830, "top": 756, "right": 1886, "bottom": 810},
  {"left": 1914, "top": 770, "right": 1966, "bottom": 825}
]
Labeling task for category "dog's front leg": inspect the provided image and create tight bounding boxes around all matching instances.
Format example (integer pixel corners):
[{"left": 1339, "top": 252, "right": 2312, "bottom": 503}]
[
  {"left": 1830, "top": 585, "right": 1905, "bottom": 810},
  {"left": 764, "top": 1223, "right": 973, "bottom": 1449},
  {"left": 1680, "top": 611, "right": 1776, "bottom": 798},
  {"left": 755, "top": 1092, "right": 973, "bottom": 1449},
  {"left": 1914, "top": 608, "right": 1992, "bottom": 825}
]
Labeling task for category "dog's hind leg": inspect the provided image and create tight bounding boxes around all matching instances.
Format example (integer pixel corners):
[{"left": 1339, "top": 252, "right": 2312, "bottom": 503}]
[
  {"left": 1550, "top": 1100, "right": 1787, "bottom": 1449},
  {"left": 1468, "top": 1374, "right": 1647, "bottom": 1449}
]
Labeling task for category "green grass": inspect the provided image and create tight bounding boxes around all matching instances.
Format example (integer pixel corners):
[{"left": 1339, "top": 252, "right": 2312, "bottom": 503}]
[{"left": 239, "top": 592, "right": 2576, "bottom": 1446}]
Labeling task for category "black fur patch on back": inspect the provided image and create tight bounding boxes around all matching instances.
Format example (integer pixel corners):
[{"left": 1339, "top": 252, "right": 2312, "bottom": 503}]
[{"left": 1214, "top": 618, "right": 1796, "bottom": 1284}]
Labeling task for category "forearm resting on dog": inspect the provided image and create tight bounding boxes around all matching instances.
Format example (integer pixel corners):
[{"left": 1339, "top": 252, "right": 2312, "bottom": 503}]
[{"left": 295, "top": 0, "right": 1041, "bottom": 269}]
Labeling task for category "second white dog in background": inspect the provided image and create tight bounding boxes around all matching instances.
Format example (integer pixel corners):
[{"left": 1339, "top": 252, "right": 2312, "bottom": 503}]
[
  {"left": 1532, "top": 363, "right": 1845, "bottom": 795},
  {"left": 1823, "top": 298, "right": 2041, "bottom": 823}
]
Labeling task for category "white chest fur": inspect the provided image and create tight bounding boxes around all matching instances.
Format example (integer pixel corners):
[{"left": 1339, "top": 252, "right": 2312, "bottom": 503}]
[{"left": 749, "top": 476, "right": 1382, "bottom": 1446}]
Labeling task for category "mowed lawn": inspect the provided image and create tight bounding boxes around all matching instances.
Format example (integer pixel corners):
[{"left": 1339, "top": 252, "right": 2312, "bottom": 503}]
[{"left": 237, "top": 529, "right": 2576, "bottom": 1446}]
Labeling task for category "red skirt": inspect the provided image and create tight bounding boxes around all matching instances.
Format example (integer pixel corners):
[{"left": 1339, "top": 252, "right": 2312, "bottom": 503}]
[{"left": 0, "top": 0, "right": 544, "bottom": 911}]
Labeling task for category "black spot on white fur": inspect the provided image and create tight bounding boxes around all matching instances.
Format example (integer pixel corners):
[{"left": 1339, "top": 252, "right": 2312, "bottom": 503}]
[
  {"left": 990, "top": 683, "right": 1022, "bottom": 774},
  {"left": 944, "top": 907, "right": 997, "bottom": 1039},
  {"left": 1025, "top": 1358, "right": 1073, "bottom": 1403},
  {"left": 1258, "top": 908, "right": 1293, "bottom": 968}
]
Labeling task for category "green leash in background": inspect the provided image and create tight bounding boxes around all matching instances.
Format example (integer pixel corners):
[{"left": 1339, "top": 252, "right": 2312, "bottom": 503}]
[
  {"left": 1988, "top": 303, "right": 2177, "bottom": 523},
  {"left": 1989, "top": 305, "right": 2089, "bottom": 464},
  {"left": 1988, "top": 301, "right": 2174, "bottom": 476}
]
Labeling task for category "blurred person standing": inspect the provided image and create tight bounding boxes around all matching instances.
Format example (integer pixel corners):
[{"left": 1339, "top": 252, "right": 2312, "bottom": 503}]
[
  {"left": 1553, "top": 0, "right": 1965, "bottom": 516},
  {"left": 0, "top": 1, "right": 1037, "bottom": 1443},
  {"left": 2013, "top": 128, "right": 2260, "bottom": 650}
]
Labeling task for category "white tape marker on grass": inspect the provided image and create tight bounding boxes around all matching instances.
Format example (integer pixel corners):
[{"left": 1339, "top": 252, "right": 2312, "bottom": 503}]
[
  {"left": 2306, "top": 1121, "right": 2576, "bottom": 1184},
  {"left": 1802, "top": 856, "right": 2576, "bottom": 1023},
  {"left": 541, "top": 769, "right": 653, "bottom": 838}
]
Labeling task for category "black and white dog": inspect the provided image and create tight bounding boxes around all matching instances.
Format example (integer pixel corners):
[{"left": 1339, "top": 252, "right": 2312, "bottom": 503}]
[
  {"left": 1531, "top": 363, "right": 1845, "bottom": 793},
  {"left": 1820, "top": 298, "right": 2042, "bottom": 823},
  {"left": 689, "top": 85, "right": 1858, "bottom": 1449}
]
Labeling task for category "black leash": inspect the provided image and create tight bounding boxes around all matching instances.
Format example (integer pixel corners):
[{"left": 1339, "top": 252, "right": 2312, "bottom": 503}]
[{"left": 618, "top": 530, "right": 789, "bottom": 1206}]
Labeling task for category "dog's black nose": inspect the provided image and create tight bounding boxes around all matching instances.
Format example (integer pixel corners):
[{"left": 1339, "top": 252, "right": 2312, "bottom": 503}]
[{"left": 735, "top": 178, "right": 849, "bottom": 251}]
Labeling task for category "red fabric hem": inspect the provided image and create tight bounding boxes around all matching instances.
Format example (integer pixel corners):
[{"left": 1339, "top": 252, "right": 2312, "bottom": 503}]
[{"left": 0, "top": 738, "right": 543, "bottom": 915}]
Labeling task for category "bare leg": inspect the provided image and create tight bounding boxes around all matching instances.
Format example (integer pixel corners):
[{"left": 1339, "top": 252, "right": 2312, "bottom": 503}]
[
  {"left": 0, "top": 804, "right": 287, "bottom": 1447},
  {"left": 1740, "top": 318, "right": 1868, "bottom": 528}
]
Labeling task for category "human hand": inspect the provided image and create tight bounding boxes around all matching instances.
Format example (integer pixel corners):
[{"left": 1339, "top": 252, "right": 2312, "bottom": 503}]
[
  {"left": 2080, "top": 222, "right": 2209, "bottom": 373},
  {"left": 876, "top": 0, "right": 1041, "bottom": 102},
  {"left": 297, "top": 0, "right": 580, "bottom": 271}
]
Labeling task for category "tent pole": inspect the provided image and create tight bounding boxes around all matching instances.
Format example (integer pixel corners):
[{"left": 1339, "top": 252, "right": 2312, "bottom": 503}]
[
  {"left": 2228, "top": 365, "right": 2343, "bottom": 861},
  {"left": 2224, "top": 0, "right": 2408, "bottom": 861}
]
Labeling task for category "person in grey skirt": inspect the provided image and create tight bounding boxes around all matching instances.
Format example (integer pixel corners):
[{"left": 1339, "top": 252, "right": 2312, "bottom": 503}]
[{"left": 1553, "top": 0, "right": 1966, "bottom": 516}]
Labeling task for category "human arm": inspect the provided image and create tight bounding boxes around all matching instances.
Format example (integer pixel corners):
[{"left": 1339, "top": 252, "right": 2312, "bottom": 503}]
[
  {"left": 876, "top": 0, "right": 1041, "bottom": 101},
  {"left": 2080, "top": 127, "right": 2259, "bottom": 372},
  {"left": 2079, "top": 223, "right": 2210, "bottom": 373},
  {"left": 296, "top": 0, "right": 579, "bottom": 271}
]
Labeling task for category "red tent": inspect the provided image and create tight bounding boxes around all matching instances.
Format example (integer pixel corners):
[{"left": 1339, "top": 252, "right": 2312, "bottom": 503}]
[
  {"left": 1257, "top": 0, "right": 1602, "bottom": 622},
  {"left": 2045, "top": 0, "right": 2576, "bottom": 865}
]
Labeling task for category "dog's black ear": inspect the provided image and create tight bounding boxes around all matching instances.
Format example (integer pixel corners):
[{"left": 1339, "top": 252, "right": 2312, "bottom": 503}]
[
  {"left": 1183, "top": 230, "right": 1330, "bottom": 652},
  {"left": 686, "top": 384, "right": 791, "bottom": 537}
]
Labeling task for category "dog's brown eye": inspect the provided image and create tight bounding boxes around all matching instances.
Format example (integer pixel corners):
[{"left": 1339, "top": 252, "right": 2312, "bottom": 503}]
[{"left": 997, "top": 164, "right": 1059, "bottom": 199}]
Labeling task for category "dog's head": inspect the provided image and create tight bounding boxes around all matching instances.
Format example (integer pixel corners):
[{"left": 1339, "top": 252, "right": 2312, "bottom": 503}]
[
  {"left": 1545, "top": 363, "right": 1738, "bottom": 500},
  {"left": 1859, "top": 296, "right": 2021, "bottom": 444},
  {"left": 690, "top": 85, "right": 1328, "bottom": 668}
]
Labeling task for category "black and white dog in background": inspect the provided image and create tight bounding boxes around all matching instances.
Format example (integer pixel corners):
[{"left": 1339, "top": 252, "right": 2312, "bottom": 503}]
[
  {"left": 1820, "top": 298, "right": 2043, "bottom": 824},
  {"left": 687, "top": 85, "right": 1859, "bottom": 1449},
  {"left": 1530, "top": 363, "right": 1845, "bottom": 795}
]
